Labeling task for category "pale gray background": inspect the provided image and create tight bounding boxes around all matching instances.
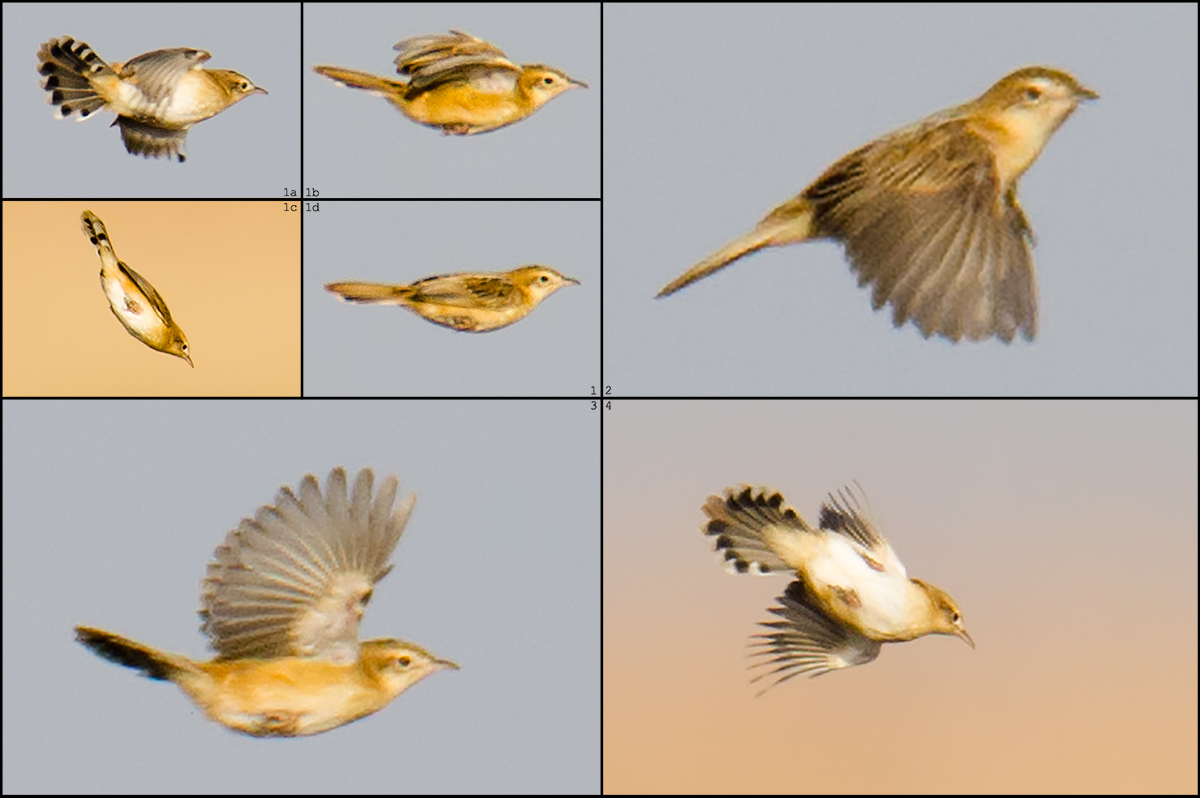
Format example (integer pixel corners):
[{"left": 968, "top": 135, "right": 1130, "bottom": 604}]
[
  {"left": 2, "top": 400, "right": 599, "bottom": 793},
  {"left": 2, "top": 2, "right": 297, "bottom": 198},
  {"left": 304, "top": 201, "right": 600, "bottom": 397},
  {"left": 602, "top": 3, "right": 1199, "bottom": 396},
  {"left": 304, "top": 3, "right": 600, "bottom": 198}
]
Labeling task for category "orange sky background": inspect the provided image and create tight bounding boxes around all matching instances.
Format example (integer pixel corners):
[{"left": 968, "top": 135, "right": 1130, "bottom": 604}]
[
  {"left": 2, "top": 201, "right": 299, "bottom": 396},
  {"left": 604, "top": 400, "right": 1197, "bottom": 793}
]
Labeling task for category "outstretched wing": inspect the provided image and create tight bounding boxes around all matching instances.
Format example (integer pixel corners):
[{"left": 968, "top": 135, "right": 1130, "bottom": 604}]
[
  {"left": 749, "top": 579, "right": 882, "bottom": 692},
  {"left": 200, "top": 467, "right": 415, "bottom": 664},
  {"left": 393, "top": 30, "right": 521, "bottom": 95}
]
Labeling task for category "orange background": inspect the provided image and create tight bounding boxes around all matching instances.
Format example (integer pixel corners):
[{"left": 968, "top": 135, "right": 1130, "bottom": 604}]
[
  {"left": 2, "top": 201, "right": 300, "bottom": 396},
  {"left": 604, "top": 401, "right": 1197, "bottom": 793}
]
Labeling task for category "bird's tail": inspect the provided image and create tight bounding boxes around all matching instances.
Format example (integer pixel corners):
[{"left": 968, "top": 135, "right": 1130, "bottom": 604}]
[
  {"left": 325, "top": 281, "right": 411, "bottom": 305},
  {"left": 80, "top": 210, "right": 118, "bottom": 264},
  {"left": 656, "top": 200, "right": 815, "bottom": 298},
  {"left": 37, "top": 37, "right": 113, "bottom": 120},
  {"left": 701, "top": 486, "right": 813, "bottom": 576},
  {"left": 313, "top": 65, "right": 409, "bottom": 99},
  {"left": 74, "top": 626, "right": 197, "bottom": 682}
]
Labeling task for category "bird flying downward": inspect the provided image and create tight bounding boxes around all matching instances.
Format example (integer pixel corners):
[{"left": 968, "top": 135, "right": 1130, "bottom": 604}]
[
  {"left": 75, "top": 467, "right": 457, "bottom": 737},
  {"left": 313, "top": 30, "right": 587, "bottom": 135},
  {"left": 81, "top": 210, "right": 192, "bottom": 367},
  {"left": 700, "top": 484, "right": 972, "bottom": 694}
]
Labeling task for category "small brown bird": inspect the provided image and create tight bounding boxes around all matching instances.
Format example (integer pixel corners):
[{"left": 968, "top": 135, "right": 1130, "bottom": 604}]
[
  {"left": 38, "top": 36, "right": 266, "bottom": 162},
  {"left": 81, "top": 210, "right": 192, "bottom": 367},
  {"left": 313, "top": 30, "right": 587, "bottom": 135},
  {"left": 326, "top": 265, "right": 580, "bottom": 332},
  {"left": 699, "top": 484, "right": 972, "bottom": 693},
  {"left": 659, "top": 67, "right": 1097, "bottom": 342},
  {"left": 75, "top": 467, "right": 458, "bottom": 737}
]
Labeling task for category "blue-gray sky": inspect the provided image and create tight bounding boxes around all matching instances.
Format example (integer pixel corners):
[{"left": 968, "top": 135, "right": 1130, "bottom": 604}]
[
  {"left": 3, "top": 400, "right": 599, "bottom": 793},
  {"left": 304, "top": 3, "right": 599, "bottom": 198},
  {"left": 603, "top": 3, "right": 1198, "bottom": 396},
  {"left": 303, "top": 200, "right": 599, "bottom": 397},
  {"left": 3, "top": 2, "right": 296, "bottom": 197}
]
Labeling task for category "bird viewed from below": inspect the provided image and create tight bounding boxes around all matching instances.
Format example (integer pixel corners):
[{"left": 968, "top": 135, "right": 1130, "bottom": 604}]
[
  {"left": 658, "top": 67, "right": 1097, "bottom": 343},
  {"left": 38, "top": 36, "right": 266, "bottom": 162},
  {"left": 81, "top": 210, "right": 192, "bottom": 367},
  {"left": 326, "top": 265, "right": 580, "bottom": 332},
  {"left": 75, "top": 467, "right": 458, "bottom": 737},
  {"left": 313, "top": 30, "right": 587, "bottom": 135},
  {"left": 698, "top": 484, "right": 973, "bottom": 694}
]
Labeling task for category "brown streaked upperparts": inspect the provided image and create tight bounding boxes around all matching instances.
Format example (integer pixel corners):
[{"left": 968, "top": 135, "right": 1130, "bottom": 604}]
[
  {"left": 658, "top": 67, "right": 1097, "bottom": 343},
  {"left": 326, "top": 264, "right": 579, "bottom": 332}
]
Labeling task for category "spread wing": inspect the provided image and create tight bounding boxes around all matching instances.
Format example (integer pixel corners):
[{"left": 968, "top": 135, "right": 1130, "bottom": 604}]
[
  {"left": 393, "top": 30, "right": 520, "bottom": 95},
  {"left": 815, "top": 483, "right": 907, "bottom": 578},
  {"left": 749, "top": 579, "right": 882, "bottom": 691},
  {"left": 200, "top": 467, "right": 414, "bottom": 664},
  {"left": 117, "top": 48, "right": 211, "bottom": 105},
  {"left": 802, "top": 117, "right": 1037, "bottom": 342}
]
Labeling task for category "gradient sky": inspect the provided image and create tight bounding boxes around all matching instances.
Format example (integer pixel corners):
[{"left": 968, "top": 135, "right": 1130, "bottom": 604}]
[{"left": 604, "top": 400, "right": 1197, "bottom": 793}]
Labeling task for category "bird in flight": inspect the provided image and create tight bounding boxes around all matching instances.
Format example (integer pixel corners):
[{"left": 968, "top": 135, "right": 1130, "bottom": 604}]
[
  {"left": 75, "top": 467, "right": 457, "bottom": 736},
  {"left": 698, "top": 484, "right": 972, "bottom": 693}
]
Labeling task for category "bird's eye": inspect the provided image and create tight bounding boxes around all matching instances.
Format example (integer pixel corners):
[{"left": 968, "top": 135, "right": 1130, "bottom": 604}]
[
  {"left": 397, "top": 656, "right": 411, "bottom": 667},
  {"left": 543, "top": 76, "right": 554, "bottom": 86},
  {"left": 539, "top": 275, "right": 549, "bottom": 284},
  {"left": 1024, "top": 87, "right": 1042, "bottom": 102}
]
